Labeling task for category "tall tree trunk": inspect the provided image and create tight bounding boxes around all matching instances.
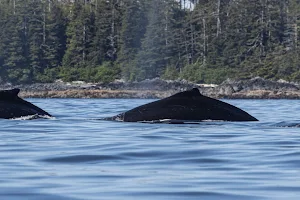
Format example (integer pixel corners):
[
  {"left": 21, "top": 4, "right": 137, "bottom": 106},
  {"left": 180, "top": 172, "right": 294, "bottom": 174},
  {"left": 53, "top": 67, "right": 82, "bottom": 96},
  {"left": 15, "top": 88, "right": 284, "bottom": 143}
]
[
  {"left": 259, "top": 0, "right": 266, "bottom": 59},
  {"left": 43, "top": 5, "right": 46, "bottom": 44},
  {"left": 165, "top": 9, "right": 168, "bottom": 46},
  {"left": 190, "top": 23, "right": 194, "bottom": 63},
  {"left": 13, "top": 0, "right": 16, "bottom": 15},
  {"left": 48, "top": 0, "right": 51, "bottom": 12},
  {"left": 83, "top": 24, "right": 86, "bottom": 62},
  {"left": 108, "top": 0, "right": 117, "bottom": 60},
  {"left": 294, "top": 17, "right": 298, "bottom": 48},
  {"left": 216, "top": 0, "right": 221, "bottom": 37},
  {"left": 203, "top": 17, "right": 206, "bottom": 64}
]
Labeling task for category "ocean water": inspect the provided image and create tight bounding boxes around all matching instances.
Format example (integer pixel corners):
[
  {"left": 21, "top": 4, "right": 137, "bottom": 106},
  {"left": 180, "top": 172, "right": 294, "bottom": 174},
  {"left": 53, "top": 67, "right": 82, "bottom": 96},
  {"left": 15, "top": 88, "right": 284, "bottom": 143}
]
[{"left": 1, "top": 98, "right": 300, "bottom": 200}]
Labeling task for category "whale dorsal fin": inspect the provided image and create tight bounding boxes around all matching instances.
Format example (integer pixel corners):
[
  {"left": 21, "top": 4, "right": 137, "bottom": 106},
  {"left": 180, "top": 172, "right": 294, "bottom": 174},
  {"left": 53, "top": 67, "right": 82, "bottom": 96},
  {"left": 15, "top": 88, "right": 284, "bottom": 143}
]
[
  {"left": 0, "top": 88, "right": 20, "bottom": 100},
  {"left": 171, "top": 88, "right": 201, "bottom": 98}
]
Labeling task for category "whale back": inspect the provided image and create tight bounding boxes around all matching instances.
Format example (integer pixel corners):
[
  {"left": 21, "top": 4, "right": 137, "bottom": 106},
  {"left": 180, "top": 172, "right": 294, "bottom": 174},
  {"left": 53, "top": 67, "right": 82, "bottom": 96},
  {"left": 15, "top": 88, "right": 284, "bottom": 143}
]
[
  {"left": 170, "top": 88, "right": 201, "bottom": 98},
  {"left": 108, "top": 88, "right": 258, "bottom": 122},
  {"left": 0, "top": 88, "right": 51, "bottom": 119},
  {"left": 0, "top": 88, "right": 20, "bottom": 100}
]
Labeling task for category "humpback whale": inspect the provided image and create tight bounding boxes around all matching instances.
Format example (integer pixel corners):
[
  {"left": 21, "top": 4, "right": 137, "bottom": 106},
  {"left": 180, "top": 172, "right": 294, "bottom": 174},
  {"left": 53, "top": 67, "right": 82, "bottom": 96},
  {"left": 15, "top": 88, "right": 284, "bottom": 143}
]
[
  {"left": 0, "top": 88, "right": 51, "bottom": 119},
  {"left": 106, "top": 88, "right": 258, "bottom": 123}
]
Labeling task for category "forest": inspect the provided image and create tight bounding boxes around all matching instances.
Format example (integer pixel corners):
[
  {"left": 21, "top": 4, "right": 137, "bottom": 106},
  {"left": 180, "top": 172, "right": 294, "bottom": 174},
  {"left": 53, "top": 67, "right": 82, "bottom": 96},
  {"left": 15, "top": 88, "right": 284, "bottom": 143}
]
[{"left": 0, "top": 0, "right": 299, "bottom": 84}]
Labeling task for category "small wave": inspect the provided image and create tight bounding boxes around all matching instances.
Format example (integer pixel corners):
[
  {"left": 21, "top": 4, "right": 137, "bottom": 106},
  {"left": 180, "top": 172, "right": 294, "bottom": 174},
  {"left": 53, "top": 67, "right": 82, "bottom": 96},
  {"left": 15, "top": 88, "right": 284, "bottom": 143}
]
[
  {"left": 41, "top": 154, "right": 123, "bottom": 163},
  {"left": 274, "top": 121, "right": 300, "bottom": 128},
  {"left": 130, "top": 191, "right": 259, "bottom": 200},
  {"left": 0, "top": 187, "right": 78, "bottom": 200}
]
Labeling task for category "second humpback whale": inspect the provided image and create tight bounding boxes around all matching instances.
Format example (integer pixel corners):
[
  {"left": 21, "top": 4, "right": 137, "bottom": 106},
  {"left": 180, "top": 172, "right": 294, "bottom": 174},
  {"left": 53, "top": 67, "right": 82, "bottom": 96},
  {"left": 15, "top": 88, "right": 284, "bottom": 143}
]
[
  {"left": 0, "top": 88, "right": 52, "bottom": 119},
  {"left": 105, "top": 88, "right": 258, "bottom": 123}
]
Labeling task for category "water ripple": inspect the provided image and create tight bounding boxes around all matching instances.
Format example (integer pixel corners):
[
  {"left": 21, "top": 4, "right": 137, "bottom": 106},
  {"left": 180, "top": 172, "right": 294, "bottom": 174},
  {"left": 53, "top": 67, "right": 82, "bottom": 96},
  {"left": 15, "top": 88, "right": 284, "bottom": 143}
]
[
  {"left": 0, "top": 99, "right": 300, "bottom": 200},
  {"left": 41, "top": 154, "right": 124, "bottom": 163}
]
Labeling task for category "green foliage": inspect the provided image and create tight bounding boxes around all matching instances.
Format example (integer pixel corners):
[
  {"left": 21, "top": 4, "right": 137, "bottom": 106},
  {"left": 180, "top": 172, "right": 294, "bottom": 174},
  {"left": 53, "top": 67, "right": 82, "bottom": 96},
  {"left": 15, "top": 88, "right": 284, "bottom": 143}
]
[
  {"left": 59, "top": 66, "right": 81, "bottom": 82},
  {"left": 162, "top": 65, "right": 179, "bottom": 80},
  {"left": 59, "top": 62, "right": 120, "bottom": 83},
  {"left": 36, "top": 68, "right": 59, "bottom": 83},
  {"left": 0, "top": 0, "right": 299, "bottom": 84},
  {"left": 180, "top": 62, "right": 236, "bottom": 84},
  {"left": 8, "top": 68, "right": 31, "bottom": 83},
  {"left": 93, "top": 62, "right": 121, "bottom": 83},
  {"left": 118, "top": 0, "right": 147, "bottom": 80}
]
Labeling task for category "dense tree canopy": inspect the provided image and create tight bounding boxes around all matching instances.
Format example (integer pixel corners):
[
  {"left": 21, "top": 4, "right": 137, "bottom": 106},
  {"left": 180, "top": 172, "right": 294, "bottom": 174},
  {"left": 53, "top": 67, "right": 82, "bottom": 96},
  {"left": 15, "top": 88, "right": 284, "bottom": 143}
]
[{"left": 0, "top": 0, "right": 299, "bottom": 84}]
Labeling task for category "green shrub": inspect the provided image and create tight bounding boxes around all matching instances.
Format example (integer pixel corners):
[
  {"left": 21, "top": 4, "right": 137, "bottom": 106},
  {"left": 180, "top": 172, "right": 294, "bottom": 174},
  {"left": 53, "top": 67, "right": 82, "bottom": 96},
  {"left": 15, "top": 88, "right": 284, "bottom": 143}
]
[
  {"left": 36, "top": 68, "right": 59, "bottom": 83},
  {"left": 7, "top": 68, "right": 32, "bottom": 83},
  {"left": 59, "top": 66, "right": 81, "bottom": 82},
  {"left": 162, "top": 65, "right": 179, "bottom": 80},
  {"left": 180, "top": 62, "right": 236, "bottom": 84},
  {"left": 93, "top": 62, "right": 121, "bottom": 83},
  {"left": 59, "top": 62, "right": 121, "bottom": 83}
]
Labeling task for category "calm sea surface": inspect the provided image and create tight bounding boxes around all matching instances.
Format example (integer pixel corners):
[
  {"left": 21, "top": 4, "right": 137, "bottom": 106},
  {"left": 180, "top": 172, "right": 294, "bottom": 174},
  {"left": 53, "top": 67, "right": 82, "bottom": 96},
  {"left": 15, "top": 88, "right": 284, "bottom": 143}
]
[{"left": 1, "top": 98, "right": 300, "bottom": 200}]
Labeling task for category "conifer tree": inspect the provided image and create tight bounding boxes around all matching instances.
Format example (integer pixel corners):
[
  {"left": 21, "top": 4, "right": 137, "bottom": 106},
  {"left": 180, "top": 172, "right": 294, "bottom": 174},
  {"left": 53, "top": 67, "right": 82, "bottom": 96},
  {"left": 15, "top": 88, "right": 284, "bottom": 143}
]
[
  {"left": 27, "top": 0, "right": 45, "bottom": 80},
  {"left": 118, "top": 0, "right": 147, "bottom": 80},
  {"left": 0, "top": 0, "right": 299, "bottom": 84},
  {"left": 2, "top": 0, "right": 29, "bottom": 83},
  {"left": 136, "top": 0, "right": 181, "bottom": 80},
  {"left": 62, "top": 1, "right": 93, "bottom": 69},
  {"left": 0, "top": 3, "right": 6, "bottom": 80},
  {"left": 38, "top": 1, "right": 67, "bottom": 82}
]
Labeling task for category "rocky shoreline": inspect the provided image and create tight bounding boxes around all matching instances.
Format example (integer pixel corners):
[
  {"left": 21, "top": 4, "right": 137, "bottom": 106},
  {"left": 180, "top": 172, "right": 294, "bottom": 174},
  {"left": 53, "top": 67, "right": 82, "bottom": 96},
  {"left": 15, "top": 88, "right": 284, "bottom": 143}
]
[{"left": 1, "top": 77, "right": 300, "bottom": 99}]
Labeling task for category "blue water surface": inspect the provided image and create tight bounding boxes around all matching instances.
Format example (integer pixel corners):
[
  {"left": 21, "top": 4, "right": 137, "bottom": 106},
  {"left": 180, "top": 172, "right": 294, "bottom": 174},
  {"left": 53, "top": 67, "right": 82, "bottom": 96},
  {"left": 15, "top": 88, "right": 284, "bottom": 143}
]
[{"left": 1, "top": 98, "right": 300, "bottom": 200}]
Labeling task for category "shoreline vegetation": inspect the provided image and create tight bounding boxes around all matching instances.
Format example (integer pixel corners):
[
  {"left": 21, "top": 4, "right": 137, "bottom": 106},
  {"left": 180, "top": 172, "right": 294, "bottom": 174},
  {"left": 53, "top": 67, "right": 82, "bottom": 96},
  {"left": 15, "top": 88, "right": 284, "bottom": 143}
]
[{"left": 2, "top": 77, "right": 300, "bottom": 99}]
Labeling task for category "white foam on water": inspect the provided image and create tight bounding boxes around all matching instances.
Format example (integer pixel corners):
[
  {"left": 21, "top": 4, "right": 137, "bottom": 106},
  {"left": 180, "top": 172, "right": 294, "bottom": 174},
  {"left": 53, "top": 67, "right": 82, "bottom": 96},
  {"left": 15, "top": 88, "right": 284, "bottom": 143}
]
[{"left": 11, "top": 114, "right": 55, "bottom": 120}]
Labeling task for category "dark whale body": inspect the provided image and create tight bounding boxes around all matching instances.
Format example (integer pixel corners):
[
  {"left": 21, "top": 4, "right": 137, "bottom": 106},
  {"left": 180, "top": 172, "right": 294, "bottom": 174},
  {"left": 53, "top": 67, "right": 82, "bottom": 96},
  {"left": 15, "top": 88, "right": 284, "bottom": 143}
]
[
  {"left": 106, "top": 88, "right": 258, "bottom": 123},
  {"left": 0, "top": 88, "right": 51, "bottom": 119}
]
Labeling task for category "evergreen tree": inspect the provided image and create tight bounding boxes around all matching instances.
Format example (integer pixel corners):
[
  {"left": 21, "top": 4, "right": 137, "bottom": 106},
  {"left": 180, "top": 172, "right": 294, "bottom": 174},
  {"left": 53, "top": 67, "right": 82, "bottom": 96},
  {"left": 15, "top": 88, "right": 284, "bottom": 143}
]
[
  {"left": 38, "top": 1, "right": 67, "bottom": 82},
  {"left": 135, "top": 0, "right": 181, "bottom": 80},
  {"left": 0, "top": 3, "right": 6, "bottom": 81},
  {"left": 62, "top": 1, "right": 94, "bottom": 81},
  {"left": 2, "top": 0, "right": 29, "bottom": 83},
  {"left": 27, "top": 0, "right": 45, "bottom": 80},
  {"left": 0, "top": 0, "right": 299, "bottom": 84},
  {"left": 118, "top": 0, "right": 147, "bottom": 80},
  {"left": 87, "top": 0, "right": 113, "bottom": 66}
]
